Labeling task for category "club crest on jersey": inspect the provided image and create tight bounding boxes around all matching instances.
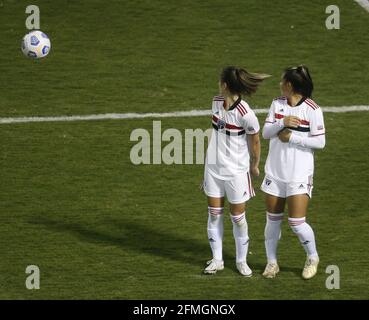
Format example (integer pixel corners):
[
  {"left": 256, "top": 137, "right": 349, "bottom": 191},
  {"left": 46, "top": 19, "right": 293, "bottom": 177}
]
[{"left": 217, "top": 119, "right": 226, "bottom": 130}]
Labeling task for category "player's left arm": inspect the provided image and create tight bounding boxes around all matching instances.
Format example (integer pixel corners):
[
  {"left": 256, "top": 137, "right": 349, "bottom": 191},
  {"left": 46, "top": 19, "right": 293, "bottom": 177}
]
[
  {"left": 288, "top": 107, "right": 326, "bottom": 149},
  {"left": 247, "top": 133, "right": 261, "bottom": 177},
  {"left": 243, "top": 112, "right": 261, "bottom": 177}
]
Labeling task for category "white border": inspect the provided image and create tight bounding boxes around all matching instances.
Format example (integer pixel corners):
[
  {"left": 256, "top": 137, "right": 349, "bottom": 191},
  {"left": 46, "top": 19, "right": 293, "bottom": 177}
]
[
  {"left": 355, "top": 0, "right": 369, "bottom": 12},
  {"left": 0, "top": 106, "right": 368, "bottom": 124}
]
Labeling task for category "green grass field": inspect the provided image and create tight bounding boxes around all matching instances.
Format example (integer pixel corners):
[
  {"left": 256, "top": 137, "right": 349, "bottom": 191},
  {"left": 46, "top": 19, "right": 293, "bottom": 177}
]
[{"left": 0, "top": 0, "right": 368, "bottom": 299}]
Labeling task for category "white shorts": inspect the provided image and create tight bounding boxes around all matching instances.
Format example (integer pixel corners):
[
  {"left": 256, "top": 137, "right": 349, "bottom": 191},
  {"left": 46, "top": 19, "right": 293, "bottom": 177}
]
[
  {"left": 203, "top": 170, "right": 255, "bottom": 204},
  {"left": 260, "top": 174, "right": 313, "bottom": 198}
]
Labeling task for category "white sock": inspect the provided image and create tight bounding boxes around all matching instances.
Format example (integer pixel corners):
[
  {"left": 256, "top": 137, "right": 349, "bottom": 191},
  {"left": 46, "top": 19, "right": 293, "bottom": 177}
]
[
  {"left": 288, "top": 217, "right": 318, "bottom": 259},
  {"left": 230, "top": 212, "right": 249, "bottom": 263},
  {"left": 207, "top": 207, "right": 224, "bottom": 261},
  {"left": 264, "top": 212, "right": 284, "bottom": 264}
]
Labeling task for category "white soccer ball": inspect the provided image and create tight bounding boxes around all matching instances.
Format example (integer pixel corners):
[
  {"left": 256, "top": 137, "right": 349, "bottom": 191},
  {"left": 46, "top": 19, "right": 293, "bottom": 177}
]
[{"left": 21, "top": 30, "right": 51, "bottom": 59}]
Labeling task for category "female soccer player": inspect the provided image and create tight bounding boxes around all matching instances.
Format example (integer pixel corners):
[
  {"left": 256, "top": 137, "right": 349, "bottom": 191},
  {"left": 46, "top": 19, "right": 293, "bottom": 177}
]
[
  {"left": 261, "top": 65, "right": 326, "bottom": 279},
  {"left": 203, "top": 66, "right": 270, "bottom": 276}
]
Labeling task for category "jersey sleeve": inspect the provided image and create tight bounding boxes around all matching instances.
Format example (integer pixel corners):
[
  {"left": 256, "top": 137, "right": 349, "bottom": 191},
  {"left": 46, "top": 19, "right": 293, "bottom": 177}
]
[
  {"left": 309, "top": 107, "right": 326, "bottom": 136},
  {"left": 211, "top": 100, "right": 217, "bottom": 113},
  {"left": 211, "top": 96, "right": 223, "bottom": 114},
  {"left": 241, "top": 111, "right": 260, "bottom": 135},
  {"left": 265, "top": 101, "right": 276, "bottom": 123}
]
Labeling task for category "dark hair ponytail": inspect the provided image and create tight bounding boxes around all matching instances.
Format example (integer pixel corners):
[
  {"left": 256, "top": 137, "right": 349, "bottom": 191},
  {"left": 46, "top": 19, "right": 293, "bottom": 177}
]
[
  {"left": 283, "top": 65, "right": 314, "bottom": 98},
  {"left": 220, "top": 66, "right": 270, "bottom": 96}
]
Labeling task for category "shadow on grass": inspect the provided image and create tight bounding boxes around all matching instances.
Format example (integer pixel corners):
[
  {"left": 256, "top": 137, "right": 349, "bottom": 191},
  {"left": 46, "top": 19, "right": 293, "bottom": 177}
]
[
  {"left": 27, "top": 216, "right": 236, "bottom": 271},
  {"left": 27, "top": 216, "right": 302, "bottom": 276}
]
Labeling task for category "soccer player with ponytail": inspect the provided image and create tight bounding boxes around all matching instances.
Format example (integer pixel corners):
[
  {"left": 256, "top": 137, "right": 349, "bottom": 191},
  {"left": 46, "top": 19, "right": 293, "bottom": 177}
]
[
  {"left": 203, "top": 66, "right": 270, "bottom": 276},
  {"left": 261, "top": 65, "right": 326, "bottom": 279}
]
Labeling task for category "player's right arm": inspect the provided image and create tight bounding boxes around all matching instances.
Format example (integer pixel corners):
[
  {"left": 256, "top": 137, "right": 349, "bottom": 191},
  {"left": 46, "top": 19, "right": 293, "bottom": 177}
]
[
  {"left": 242, "top": 111, "right": 261, "bottom": 177},
  {"left": 247, "top": 132, "right": 261, "bottom": 177},
  {"left": 262, "top": 101, "right": 285, "bottom": 139}
]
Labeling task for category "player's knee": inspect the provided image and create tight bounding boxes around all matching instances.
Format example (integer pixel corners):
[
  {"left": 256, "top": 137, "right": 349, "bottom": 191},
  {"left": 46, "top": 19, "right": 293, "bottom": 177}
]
[
  {"left": 288, "top": 217, "right": 306, "bottom": 233},
  {"left": 208, "top": 207, "right": 224, "bottom": 223},
  {"left": 231, "top": 212, "right": 246, "bottom": 226}
]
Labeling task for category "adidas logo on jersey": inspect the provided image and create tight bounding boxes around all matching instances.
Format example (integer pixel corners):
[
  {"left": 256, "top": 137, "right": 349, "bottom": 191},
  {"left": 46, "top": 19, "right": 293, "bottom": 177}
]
[{"left": 299, "top": 184, "right": 305, "bottom": 189}]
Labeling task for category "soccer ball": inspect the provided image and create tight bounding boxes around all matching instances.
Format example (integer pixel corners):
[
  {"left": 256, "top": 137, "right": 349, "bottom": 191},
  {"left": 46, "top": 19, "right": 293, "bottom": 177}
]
[{"left": 21, "top": 30, "right": 51, "bottom": 59}]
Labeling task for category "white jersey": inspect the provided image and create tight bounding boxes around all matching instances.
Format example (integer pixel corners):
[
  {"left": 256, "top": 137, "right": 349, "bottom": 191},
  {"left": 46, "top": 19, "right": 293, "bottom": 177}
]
[
  {"left": 205, "top": 96, "right": 260, "bottom": 180},
  {"left": 264, "top": 96, "right": 326, "bottom": 182}
]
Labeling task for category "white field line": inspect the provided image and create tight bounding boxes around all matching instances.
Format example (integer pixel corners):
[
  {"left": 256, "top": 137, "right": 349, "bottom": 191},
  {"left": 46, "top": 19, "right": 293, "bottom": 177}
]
[
  {"left": 355, "top": 0, "right": 369, "bottom": 12},
  {"left": 0, "top": 106, "right": 368, "bottom": 124}
]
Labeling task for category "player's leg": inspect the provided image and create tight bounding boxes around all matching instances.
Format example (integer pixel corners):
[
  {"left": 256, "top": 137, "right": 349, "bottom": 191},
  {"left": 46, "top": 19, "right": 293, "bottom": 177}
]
[
  {"left": 229, "top": 202, "right": 252, "bottom": 277},
  {"left": 207, "top": 196, "right": 225, "bottom": 264},
  {"left": 260, "top": 175, "right": 286, "bottom": 278},
  {"left": 287, "top": 183, "right": 319, "bottom": 279},
  {"left": 226, "top": 172, "right": 253, "bottom": 277},
  {"left": 203, "top": 171, "right": 225, "bottom": 274}
]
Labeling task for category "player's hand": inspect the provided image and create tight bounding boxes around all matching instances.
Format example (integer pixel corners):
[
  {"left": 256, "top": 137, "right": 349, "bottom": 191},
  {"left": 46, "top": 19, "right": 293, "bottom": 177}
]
[
  {"left": 278, "top": 129, "right": 292, "bottom": 142},
  {"left": 250, "top": 166, "right": 260, "bottom": 178},
  {"left": 283, "top": 116, "right": 300, "bottom": 128}
]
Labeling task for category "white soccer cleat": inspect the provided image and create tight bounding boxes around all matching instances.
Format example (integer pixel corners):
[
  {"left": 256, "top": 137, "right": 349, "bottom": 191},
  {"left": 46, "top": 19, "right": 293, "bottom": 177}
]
[
  {"left": 302, "top": 256, "right": 319, "bottom": 279},
  {"left": 204, "top": 259, "right": 224, "bottom": 274},
  {"left": 262, "top": 262, "right": 280, "bottom": 278},
  {"left": 236, "top": 261, "right": 252, "bottom": 277}
]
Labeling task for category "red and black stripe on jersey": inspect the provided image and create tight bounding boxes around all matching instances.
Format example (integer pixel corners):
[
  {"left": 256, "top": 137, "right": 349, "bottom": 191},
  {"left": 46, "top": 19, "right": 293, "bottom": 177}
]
[
  {"left": 212, "top": 97, "right": 247, "bottom": 135},
  {"left": 213, "top": 95, "right": 225, "bottom": 102},
  {"left": 275, "top": 113, "right": 310, "bottom": 132},
  {"left": 211, "top": 115, "right": 245, "bottom": 136},
  {"left": 212, "top": 96, "right": 249, "bottom": 117},
  {"left": 236, "top": 103, "right": 248, "bottom": 116},
  {"left": 305, "top": 98, "right": 320, "bottom": 110}
]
